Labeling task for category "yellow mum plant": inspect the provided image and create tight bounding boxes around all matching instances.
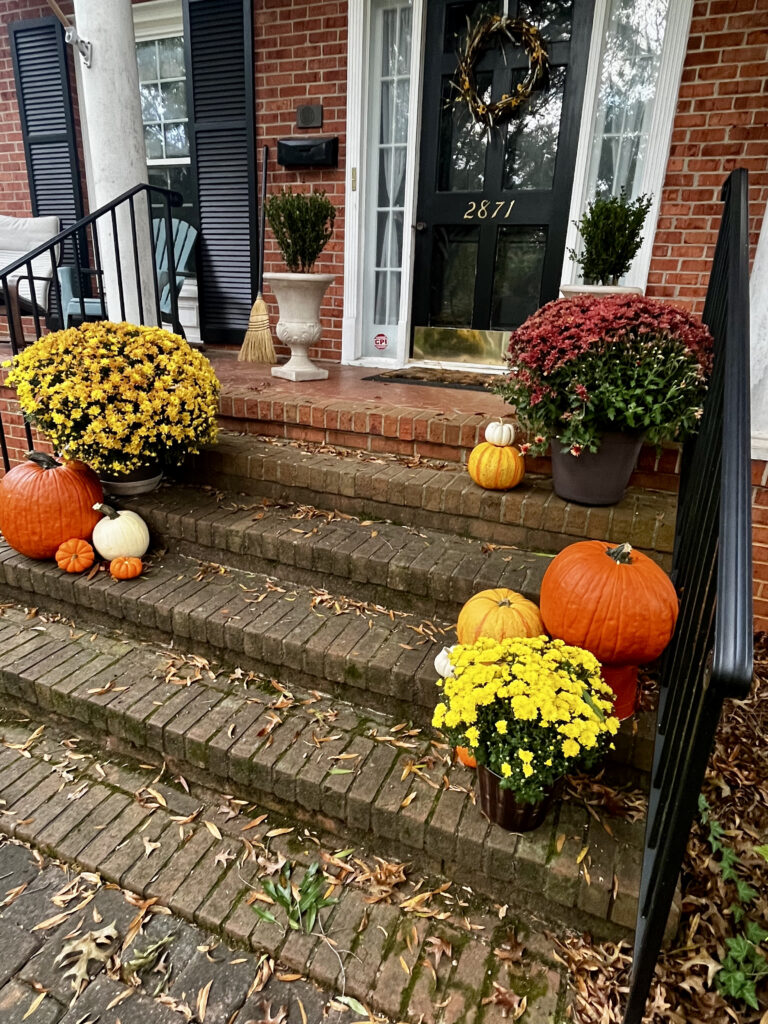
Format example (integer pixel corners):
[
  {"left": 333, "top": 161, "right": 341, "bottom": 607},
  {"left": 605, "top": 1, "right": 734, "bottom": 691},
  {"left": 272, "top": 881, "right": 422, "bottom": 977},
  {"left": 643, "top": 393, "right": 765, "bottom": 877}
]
[
  {"left": 434, "top": 636, "right": 619, "bottom": 803},
  {"left": 5, "top": 322, "right": 220, "bottom": 476}
]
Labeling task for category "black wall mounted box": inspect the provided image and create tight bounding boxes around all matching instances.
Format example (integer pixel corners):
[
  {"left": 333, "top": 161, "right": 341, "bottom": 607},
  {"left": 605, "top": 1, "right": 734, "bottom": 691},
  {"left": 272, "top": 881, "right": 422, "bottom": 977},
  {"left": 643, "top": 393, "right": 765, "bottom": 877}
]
[{"left": 277, "top": 136, "right": 338, "bottom": 168}]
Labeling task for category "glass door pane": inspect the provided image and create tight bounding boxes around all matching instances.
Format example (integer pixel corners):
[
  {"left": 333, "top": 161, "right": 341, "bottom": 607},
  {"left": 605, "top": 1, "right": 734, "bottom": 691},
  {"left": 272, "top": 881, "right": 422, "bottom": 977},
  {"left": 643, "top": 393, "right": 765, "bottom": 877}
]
[{"left": 361, "top": 0, "right": 413, "bottom": 359}]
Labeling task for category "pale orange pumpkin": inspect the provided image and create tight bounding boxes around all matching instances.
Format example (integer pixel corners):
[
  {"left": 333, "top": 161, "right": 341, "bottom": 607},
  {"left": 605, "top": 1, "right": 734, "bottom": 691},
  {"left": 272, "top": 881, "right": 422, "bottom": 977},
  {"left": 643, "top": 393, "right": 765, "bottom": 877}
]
[
  {"left": 457, "top": 588, "right": 544, "bottom": 645},
  {"left": 467, "top": 441, "right": 524, "bottom": 490},
  {"left": 109, "top": 556, "right": 143, "bottom": 580},
  {"left": 455, "top": 746, "right": 477, "bottom": 769},
  {"left": 55, "top": 538, "right": 95, "bottom": 573}
]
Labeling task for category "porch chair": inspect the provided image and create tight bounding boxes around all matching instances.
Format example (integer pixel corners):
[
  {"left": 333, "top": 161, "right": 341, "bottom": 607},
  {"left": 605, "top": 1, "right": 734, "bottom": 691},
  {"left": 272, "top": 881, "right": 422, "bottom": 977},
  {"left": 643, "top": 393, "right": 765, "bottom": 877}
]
[
  {"left": 57, "top": 217, "right": 197, "bottom": 334},
  {"left": 0, "top": 213, "right": 61, "bottom": 346}
]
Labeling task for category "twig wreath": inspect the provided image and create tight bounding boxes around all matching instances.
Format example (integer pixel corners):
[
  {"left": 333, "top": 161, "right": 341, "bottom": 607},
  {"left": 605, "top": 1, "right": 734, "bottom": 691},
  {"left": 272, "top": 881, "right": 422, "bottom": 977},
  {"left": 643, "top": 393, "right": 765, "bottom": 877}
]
[{"left": 452, "top": 14, "right": 549, "bottom": 131}]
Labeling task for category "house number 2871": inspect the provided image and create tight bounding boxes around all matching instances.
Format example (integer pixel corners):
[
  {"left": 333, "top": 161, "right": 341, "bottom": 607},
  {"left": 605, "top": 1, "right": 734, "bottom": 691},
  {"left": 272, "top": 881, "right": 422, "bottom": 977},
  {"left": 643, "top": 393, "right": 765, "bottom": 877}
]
[{"left": 463, "top": 199, "right": 516, "bottom": 220}]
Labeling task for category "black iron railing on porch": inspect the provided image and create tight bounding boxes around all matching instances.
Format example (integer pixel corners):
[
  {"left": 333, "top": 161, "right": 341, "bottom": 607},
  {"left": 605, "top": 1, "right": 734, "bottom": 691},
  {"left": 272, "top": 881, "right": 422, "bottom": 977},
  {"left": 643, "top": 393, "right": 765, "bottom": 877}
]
[
  {"left": 623, "top": 169, "right": 753, "bottom": 1021},
  {"left": 0, "top": 182, "right": 183, "bottom": 470}
]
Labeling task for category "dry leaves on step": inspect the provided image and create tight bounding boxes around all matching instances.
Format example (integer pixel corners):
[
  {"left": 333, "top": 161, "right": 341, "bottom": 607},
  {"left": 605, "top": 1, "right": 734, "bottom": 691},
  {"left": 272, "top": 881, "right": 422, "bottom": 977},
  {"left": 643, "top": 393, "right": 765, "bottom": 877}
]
[
  {"left": 244, "top": 998, "right": 288, "bottom": 1024},
  {"left": 54, "top": 922, "right": 119, "bottom": 1000},
  {"left": 482, "top": 983, "right": 527, "bottom": 1020}
]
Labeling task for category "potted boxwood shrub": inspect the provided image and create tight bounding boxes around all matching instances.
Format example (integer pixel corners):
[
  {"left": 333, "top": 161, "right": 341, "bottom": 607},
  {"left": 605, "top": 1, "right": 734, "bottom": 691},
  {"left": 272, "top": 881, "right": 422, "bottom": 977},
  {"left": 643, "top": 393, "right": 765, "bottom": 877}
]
[
  {"left": 433, "top": 635, "right": 620, "bottom": 832},
  {"left": 264, "top": 188, "right": 337, "bottom": 381},
  {"left": 5, "top": 321, "right": 220, "bottom": 494},
  {"left": 494, "top": 293, "right": 713, "bottom": 505},
  {"left": 560, "top": 189, "right": 653, "bottom": 298}
]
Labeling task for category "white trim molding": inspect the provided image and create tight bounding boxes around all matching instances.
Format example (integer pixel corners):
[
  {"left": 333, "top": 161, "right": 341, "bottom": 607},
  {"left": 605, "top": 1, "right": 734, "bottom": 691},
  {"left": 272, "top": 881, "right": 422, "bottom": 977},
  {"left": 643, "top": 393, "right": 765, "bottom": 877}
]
[
  {"left": 132, "top": 0, "right": 183, "bottom": 42},
  {"left": 342, "top": 0, "right": 425, "bottom": 368},
  {"left": 561, "top": 0, "right": 695, "bottom": 291}
]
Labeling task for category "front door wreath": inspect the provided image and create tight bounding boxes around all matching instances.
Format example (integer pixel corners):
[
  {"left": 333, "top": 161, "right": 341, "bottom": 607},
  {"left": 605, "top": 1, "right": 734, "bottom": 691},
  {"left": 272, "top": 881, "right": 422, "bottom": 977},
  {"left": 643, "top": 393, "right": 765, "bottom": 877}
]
[{"left": 452, "top": 14, "right": 549, "bottom": 131}]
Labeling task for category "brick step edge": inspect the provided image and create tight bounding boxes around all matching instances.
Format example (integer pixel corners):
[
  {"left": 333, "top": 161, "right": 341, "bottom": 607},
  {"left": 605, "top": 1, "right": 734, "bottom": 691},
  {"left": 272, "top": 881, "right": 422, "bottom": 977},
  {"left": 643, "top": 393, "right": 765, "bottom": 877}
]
[
  {"left": 121, "top": 484, "right": 551, "bottom": 619},
  {"left": 0, "top": 611, "right": 643, "bottom": 939},
  {"left": 0, "top": 544, "right": 655, "bottom": 777},
  {"left": 0, "top": 711, "right": 567, "bottom": 1024},
  {"left": 177, "top": 433, "right": 677, "bottom": 563}
]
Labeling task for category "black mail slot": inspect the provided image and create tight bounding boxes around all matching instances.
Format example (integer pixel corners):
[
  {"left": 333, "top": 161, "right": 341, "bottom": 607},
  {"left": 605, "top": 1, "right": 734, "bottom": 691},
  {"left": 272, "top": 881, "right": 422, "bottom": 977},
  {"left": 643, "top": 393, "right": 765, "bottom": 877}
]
[{"left": 277, "top": 136, "right": 338, "bottom": 168}]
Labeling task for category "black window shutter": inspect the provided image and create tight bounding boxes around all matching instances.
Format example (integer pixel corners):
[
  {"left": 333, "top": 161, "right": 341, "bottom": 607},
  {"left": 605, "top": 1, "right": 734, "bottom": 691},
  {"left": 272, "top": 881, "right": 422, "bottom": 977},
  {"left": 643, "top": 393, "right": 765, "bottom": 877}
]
[
  {"left": 183, "top": 0, "right": 258, "bottom": 343},
  {"left": 8, "top": 16, "right": 85, "bottom": 267}
]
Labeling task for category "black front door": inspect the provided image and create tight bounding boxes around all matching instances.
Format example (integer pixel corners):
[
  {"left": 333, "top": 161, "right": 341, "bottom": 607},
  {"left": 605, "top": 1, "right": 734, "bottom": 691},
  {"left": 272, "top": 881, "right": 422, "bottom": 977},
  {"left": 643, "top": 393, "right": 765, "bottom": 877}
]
[{"left": 412, "top": 0, "right": 594, "bottom": 364}]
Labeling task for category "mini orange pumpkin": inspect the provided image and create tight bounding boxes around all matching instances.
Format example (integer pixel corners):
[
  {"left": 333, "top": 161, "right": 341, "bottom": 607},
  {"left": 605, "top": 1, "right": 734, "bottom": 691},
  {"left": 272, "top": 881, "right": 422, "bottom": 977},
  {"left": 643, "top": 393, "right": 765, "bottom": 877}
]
[
  {"left": 455, "top": 746, "right": 477, "bottom": 769},
  {"left": 55, "top": 538, "right": 95, "bottom": 573},
  {"left": 467, "top": 441, "right": 524, "bottom": 490},
  {"left": 109, "top": 556, "right": 143, "bottom": 580},
  {"left": 457, "top": 588, "right": 544, "bottom": 645}
]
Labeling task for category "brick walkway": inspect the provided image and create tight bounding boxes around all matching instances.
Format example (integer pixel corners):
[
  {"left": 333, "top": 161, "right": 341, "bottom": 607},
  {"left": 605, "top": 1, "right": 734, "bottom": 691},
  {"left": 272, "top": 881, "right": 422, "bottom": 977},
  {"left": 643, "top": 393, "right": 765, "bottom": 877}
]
[{"left": 0, "top": 709, "right": 568, "bottom": 1023}]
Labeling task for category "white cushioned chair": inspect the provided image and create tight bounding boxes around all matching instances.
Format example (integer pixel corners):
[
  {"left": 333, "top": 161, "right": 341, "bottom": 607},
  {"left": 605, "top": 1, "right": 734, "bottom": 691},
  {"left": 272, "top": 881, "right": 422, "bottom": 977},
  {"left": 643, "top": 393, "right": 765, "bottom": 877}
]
[{"left": 0, "top": 213, "right": 61, "bottom": 345}]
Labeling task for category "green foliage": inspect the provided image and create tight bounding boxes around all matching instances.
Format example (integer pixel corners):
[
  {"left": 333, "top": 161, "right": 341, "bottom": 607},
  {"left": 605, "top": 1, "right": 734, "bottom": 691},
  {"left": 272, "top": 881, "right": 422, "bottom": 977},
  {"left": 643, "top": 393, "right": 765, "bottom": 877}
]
[
  {"left": 699, "top": 796, "right": 768, "bottom": 1011},
  {"left": 569, "top": 190, "right": 653, "bottom": 285},
  {"left": 265, "top": 188, "right": 336, "bottom": 272},
  {"left": 251, "top": 861, "right": 337, "bottom": 934}
]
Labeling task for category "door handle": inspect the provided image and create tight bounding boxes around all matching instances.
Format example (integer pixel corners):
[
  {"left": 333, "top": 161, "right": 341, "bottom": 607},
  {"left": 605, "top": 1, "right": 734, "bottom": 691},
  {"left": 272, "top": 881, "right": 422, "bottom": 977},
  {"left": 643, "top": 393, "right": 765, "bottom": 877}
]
[{"left": 414, "top": 221, "right": 427, "bottom": 231}]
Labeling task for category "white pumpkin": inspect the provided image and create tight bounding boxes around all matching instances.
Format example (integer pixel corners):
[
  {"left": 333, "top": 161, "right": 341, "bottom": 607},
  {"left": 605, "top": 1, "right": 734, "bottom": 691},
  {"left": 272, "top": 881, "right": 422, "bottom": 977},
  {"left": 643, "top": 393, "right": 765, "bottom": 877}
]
[
  {"left": 434, "top": 645, "right": 457, "bottom": 679},
  {"left": 92, "top": 503, "right": 150, "bottom": 560},
  {"left": 484, "top": 419, "right": 515, "bottom": 447}
]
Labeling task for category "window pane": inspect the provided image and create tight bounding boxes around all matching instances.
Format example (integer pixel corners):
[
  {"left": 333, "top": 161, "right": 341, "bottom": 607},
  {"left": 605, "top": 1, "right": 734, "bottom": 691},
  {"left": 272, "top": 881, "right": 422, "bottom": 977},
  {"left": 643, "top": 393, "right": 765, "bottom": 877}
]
[
  {"left": 164, "top": 122, "right": 189, "bottom": 157},
  {"left": 430, "top": 225, "right": 479, "bottom": 326},
  {"left": 397, "top": 6, "right": 412, "bottom": 73},
  {"left": 518, "top": 0, "right": 572, "bottom": 42},
  {"left": 162, "top": 81, "right": 187, "bottom": 119},
  {"left": 144, "top": 123, "right": 164, "bottom": 160},
  {"left": 438, "top": 74, "right": 490, "bottom": 192},
  {"left": 167, "top": 165, "right": 195, "bottom": 207},
  {"left": 585, "top": 0, "right": 669, "bottom": 199},
  {"left": 141, "top": 84, "right": 163, "bottom": 121},
  {"left": 136, "top": 41, "right": 157, "bottom": 82},
  {"left": 382, "top": 8, "right": 397, "bottom": 76},
  {"left": 491, "top": 226, "right": 547, "bottom": 329},
  {"left": 158, "top": 36, "right": 185, "bottom": 78},
  {"left": 503, "top": 65, "right": 566, "bottom": 190},
  {"left": 443, "top": 0, "right": 499, "bottom": 52}
]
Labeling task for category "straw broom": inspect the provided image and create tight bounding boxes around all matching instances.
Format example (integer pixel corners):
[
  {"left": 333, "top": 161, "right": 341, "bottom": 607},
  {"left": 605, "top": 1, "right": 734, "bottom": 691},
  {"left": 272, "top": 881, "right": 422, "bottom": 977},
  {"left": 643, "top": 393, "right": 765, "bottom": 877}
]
[{"left": 239, "top": 145, "right": 275, "bottom": 363}]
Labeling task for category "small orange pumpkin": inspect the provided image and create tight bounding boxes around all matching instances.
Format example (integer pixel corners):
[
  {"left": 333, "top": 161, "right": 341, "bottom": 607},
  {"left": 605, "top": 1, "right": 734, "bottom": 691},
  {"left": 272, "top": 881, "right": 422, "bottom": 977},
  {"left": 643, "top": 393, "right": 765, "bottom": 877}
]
[
  {"left": 467, "top": 441, "right": 524, "bottom": 490},
  {"left": 457, "top": 588, "right": 544, "bottom": 645},
  {"left": 55, "top": 538, "right": 95, "bottom": 573},
  {"left": 455, "top": 746, "right": 477, "bottom": 769},
  {"left": 109, "top": 556, "right": 143, "bottom": 580}
]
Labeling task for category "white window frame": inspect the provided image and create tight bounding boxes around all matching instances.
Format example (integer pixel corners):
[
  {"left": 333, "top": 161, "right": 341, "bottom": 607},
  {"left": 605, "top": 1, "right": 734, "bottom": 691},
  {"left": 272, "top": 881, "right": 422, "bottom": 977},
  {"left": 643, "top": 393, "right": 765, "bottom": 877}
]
[
  {"left": 343, "top": 0, "right": 695, "bottom": 368},
  {"left": 560, "top": 0, "right": 695, "bottom": 291}
]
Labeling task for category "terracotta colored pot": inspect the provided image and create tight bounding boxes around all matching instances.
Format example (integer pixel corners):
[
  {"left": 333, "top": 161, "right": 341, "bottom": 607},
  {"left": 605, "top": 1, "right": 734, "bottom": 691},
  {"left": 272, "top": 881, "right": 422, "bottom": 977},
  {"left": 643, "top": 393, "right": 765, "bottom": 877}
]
[
  {"left": 602, "top": 663, "right": 639, "bottom": 720},
  {"left": 550, "top": 431, "right": 645, "bottom": 506},
  {"left": 476, "top": 764, "right": 559, "bottom": 832},
  {"left": 455, "top": 746, "right": 477, "bottom": 769}
]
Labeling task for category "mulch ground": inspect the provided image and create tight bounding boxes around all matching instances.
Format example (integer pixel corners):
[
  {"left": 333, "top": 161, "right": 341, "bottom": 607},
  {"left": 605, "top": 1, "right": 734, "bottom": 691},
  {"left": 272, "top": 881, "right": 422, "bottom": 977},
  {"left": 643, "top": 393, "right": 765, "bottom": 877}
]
[{"left": 558, "top": 634, "right": 768, "bottom": 1023}]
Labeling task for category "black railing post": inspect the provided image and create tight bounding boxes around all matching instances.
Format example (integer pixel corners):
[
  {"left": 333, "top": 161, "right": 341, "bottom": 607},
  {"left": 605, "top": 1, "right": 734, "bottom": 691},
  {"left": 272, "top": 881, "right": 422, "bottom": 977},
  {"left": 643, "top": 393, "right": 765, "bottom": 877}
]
[
  {"left": 164, "top": 194, "right": 181, "bottom": 336},
  {"left": 622, "top": 168, "right": 753, "bottom": 1023}
]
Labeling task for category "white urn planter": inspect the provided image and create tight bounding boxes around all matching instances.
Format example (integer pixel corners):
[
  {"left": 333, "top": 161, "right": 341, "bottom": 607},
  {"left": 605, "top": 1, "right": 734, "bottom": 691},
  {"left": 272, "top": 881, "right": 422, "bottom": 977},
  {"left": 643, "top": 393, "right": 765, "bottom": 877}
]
[
  {"left": 264, "top": 271, "right": 335, "bottom": 381},
  {"left": 559, "top": 283, "right": 644, "bottom": 299}
]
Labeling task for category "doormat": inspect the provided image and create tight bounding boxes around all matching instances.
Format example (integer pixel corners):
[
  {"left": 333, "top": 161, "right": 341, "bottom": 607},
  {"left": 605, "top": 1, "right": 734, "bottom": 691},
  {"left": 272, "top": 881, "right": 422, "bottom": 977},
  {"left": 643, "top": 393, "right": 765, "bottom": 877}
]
[{"left": 362, "top": 367, "right": 501, "bottom": 392}]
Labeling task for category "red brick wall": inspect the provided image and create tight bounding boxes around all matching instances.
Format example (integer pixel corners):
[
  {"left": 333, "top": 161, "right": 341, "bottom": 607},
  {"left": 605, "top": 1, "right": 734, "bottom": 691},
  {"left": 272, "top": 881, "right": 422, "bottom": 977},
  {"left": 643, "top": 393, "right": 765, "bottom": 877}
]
[
  {"left": 646, "top": 0, "right": 768, "bottom": 312},
  {"left": 254, "top": 0, "right": 347, "bottom": 363}
]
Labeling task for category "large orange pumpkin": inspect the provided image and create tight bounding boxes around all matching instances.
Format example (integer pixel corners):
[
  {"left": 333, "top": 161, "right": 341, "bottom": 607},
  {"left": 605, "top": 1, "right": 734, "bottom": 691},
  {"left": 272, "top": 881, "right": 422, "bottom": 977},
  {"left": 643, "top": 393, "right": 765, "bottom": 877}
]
[
  {"left": 457, "top": 588, "right": 544, "bottom": 645},
  {"left": 0, "top": 452, "right": 103, "bottom": 560},
  {"left": 467, "top": 442, "right": 524, "bottom": 490},
  {"left": 539, "top": 541, "right": 678, "bottom": 664}
]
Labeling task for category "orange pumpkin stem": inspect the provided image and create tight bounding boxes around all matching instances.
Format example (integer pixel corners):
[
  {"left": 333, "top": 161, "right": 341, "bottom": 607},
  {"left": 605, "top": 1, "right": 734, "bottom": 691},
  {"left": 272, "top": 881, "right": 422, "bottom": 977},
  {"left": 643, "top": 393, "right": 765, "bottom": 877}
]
[
  {"left": 606, "top": 542, "right": 633, "bottom": 565},
  {"left": 24, "top": 450, "right": 60, "bottom": 470}
]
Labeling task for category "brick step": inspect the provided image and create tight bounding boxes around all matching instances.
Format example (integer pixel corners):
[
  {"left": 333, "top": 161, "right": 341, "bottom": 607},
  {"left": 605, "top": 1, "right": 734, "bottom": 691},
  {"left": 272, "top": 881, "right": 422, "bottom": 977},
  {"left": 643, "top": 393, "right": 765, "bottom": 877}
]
[
  {"left": 0, "top": 607, "right": 645, "bottom": 945},
  {"left": 178, "top": 432, "right": 678, "bottom": 564},
  {"left": 0, "top": 713, "right": 568, "bottom": 1023},
  {"left": 0, "top": 543, "right": 655, "bottom": 776},
  {"left": 0, "top": 543, "right": 457, "bottom": 725},
  {"left": 121, "top": 483, "right": 552, "bottom": 619}
]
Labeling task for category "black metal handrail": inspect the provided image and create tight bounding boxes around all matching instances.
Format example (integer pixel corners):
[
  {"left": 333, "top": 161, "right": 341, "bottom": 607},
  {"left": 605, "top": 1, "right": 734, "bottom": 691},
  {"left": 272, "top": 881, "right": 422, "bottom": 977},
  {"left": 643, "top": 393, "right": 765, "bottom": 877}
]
[
  {"left": 0, "top": 182, "right": 184, "bottom": 466},
  {"left": 623, "top": 169, "right": 753, "bottom": 1021}
]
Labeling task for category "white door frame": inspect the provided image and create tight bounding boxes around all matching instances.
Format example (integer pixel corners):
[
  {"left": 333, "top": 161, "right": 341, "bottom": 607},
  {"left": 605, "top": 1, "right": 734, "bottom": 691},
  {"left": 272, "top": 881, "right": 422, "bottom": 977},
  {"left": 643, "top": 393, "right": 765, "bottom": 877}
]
[{"left": 343, "top": 0, "right": 694, "bottom": 369}]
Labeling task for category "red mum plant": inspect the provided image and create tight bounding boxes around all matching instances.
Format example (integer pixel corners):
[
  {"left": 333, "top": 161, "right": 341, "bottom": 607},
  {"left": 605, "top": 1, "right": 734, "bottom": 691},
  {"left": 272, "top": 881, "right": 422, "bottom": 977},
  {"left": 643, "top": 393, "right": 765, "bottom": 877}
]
[{"left": 494, "top": 294, "right": 713, "bottom": 456}]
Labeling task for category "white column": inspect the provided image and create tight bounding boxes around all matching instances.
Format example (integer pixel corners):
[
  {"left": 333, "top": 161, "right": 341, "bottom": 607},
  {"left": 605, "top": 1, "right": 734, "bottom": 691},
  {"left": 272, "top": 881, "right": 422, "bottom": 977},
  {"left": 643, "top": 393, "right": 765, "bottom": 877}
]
[
  {"left": 750, "top": 199, "right": 768, "bottom": 460},
  {"left": 73, "top": 0, "right": 157, "bottom": 326}
]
